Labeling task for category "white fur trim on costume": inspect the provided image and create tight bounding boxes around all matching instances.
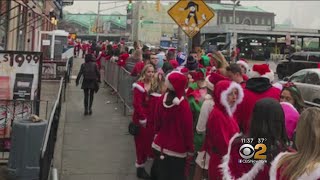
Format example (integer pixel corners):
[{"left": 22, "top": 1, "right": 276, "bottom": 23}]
[
  {"left": 269, "top": 152, "right": 292, "bottom": 180},
  {"left": 150, "top": 93, "right": 162, "bottom": 97},
  {"left": 273, "top": 82, "right": 283, "bottom": 91},
  {"left": 152, "top": 142, "right": 188, "bottom": 158},
  {"left": 139, "top": 119, "right": 147, "bottom": 125},
  {"left": 220, "top": 81, "right": 244, "bottom": 117},
  {"left": 162, "top": 92, "right": 184, "bottom": 108},
  {"left": 219, "top": 132, "right": 242, "bottom": 180},
  {"left": 250, "top": 70, "right": 274, "bottom": 83},
  {"left": 237, "top": 61, "right": 250, "bottom": 73},
  {"left": 135, "top": 162, "right": 145, "bottom": 168},
  {"left": 132, "top": 83, "right": 145, "bottom": 93},
  {"left": 249, "top": 70, "right": 261, "bottom": 79}
]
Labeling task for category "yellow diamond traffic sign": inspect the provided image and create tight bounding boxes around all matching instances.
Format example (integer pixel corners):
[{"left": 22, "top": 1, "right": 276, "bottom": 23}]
[{"left": 168, "top": 0, "right": 215, "bottom": 38}]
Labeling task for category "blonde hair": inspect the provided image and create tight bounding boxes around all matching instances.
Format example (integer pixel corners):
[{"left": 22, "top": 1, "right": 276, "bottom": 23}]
[
  {"left": 138, "top": 64, "right": 154, "bottom": 82},
  {"left": 277, "top": 107, "right": 320, "bottom": 180},
  {"left": 132, "top": 49, "right": 143, "bottom": 62},
  {"left": 150, "top": 72, "right": 165, "bottom": 94}
]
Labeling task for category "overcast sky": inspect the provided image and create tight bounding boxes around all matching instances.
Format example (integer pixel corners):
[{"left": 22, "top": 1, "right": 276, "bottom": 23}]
[{"left": 64, "top": 1, "right": 320, "bottom": 29}]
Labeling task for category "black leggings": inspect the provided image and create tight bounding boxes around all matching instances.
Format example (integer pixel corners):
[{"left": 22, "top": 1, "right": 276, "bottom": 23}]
[
  {"left": 151, "top": 149, "right": 186, "bottom": 180},
  {"left": 84, "top": 88, "right": 94, "bottom": 111}
]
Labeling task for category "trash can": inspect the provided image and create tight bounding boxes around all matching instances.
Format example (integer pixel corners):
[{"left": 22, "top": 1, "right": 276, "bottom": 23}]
[{"left": 8, "top": 117, "right": 48, "bottom": 180}]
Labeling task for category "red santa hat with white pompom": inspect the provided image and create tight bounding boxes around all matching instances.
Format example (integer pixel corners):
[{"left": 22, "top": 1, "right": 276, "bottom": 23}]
[
  {"left": 165, "top": 71, "right": 188, "bottom": 106},
  {"left": 250, "top": 64, "right": 274, "bottom": 83}
]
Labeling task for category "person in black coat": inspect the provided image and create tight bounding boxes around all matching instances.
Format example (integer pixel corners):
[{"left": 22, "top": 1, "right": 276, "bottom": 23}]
[{"left": 76, "top": 54, "right": 101, "bottom": 115}]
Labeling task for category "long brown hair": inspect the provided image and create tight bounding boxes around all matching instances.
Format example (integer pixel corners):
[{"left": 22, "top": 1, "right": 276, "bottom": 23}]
[{"left": 277, "top": 107, "right": 320, "bottom": 180}]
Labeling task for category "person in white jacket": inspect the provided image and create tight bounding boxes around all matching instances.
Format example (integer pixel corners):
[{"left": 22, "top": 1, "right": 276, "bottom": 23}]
[{"left": 193, "top": 75, "right": 215, "bottom": 180}]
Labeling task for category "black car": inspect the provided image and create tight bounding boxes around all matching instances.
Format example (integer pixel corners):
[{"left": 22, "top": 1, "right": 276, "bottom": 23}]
[{"left": 276, "top": 51, "right": 320, "bottom": 79}]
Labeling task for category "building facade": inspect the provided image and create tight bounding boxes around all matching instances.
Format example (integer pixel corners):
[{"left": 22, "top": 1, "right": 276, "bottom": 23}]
[{"left": 0, "top": 0, "right": 66, "bottom": 51}]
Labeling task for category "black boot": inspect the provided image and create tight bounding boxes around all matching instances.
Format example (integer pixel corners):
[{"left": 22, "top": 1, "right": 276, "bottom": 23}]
[
  {"left": 84, "top": 110, "right": 89, "bottom": 115},
  {"left": 137, "top": 167, "right": 151, "bottom": 179},
  {"left": 88, "top": 109, "right": 92, "bottom": 115}
]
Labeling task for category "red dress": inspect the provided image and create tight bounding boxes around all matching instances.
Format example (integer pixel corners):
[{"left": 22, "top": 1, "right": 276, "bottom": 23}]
[
  {"left": 145, "top": 92, "right": 162, "bottom": 158},
  {"left": 132, "top": 81, "right": 151, "bottom": 167},
  {"left": 202, "top": 81, "right": 243, "bottom": 179}
]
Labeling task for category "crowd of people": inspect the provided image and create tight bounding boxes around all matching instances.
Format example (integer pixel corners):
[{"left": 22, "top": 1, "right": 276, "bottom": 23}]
[{"left": 72, "top": 39, "right": 320, "bottom": 180}]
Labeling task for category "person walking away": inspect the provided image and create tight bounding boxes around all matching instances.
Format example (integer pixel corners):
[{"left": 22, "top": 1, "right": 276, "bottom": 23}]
[
  {"left": 269, "top": 107, "right": 320, "bottom": 180},
  {"left": 132, "top": 64, "right": 155, "bottom": 179},
  {"left": 76, "top": 54, "right": 101, "bottom": 115},
  {"left": 235, "top": 64, "right": 280, "bottom": 134},
  {"left": 203, "top": 80, "right": 243, "bottom": 179},
  {"left": 220, "top": 98, "right": 289, "bottom": 180},
  {"left": 151, "top": 71, "right": 194, "bottom": 180},
  {"left": 264, "top": 47, "right": 271, "bottom": 64}
]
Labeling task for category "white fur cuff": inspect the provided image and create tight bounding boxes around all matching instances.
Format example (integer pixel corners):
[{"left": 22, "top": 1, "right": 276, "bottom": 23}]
[{"left": 139, "top": 119, "right": 147, "bottom": 125}]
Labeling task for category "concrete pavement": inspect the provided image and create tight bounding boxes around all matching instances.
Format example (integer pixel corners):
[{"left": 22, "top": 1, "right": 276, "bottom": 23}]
[{"left": 57, "top": 57, "right": 150, "bottom": 180}]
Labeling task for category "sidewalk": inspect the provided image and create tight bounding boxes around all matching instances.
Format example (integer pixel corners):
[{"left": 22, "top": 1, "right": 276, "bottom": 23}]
[{"left": 59, "top": 57, "right": 147, "bottom": 180}]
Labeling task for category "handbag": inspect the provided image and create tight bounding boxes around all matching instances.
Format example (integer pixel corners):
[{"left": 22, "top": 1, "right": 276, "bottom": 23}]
[{"left": 128, "top": 122, "right": 140, "bottom": 136}]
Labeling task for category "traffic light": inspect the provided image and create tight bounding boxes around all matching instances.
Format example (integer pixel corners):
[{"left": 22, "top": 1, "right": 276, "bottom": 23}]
[{"left": 127, "top": 0, "right": 132, "bottom": 10}]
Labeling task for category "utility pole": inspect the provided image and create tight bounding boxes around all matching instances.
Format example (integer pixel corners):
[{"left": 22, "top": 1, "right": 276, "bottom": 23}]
[{"left": 96, "top": 1, "right": 101, "bottom": 42}]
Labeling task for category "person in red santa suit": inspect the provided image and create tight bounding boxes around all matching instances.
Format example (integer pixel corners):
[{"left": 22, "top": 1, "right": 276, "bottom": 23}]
[
  {"left": 219, "top": 98, "right": 289, "bottom": 180},
  {"left": 117, "top": 46, "right": 129, "bottom": 67},
  {"left": 235, "top": 64, "right": 281, "bottom": 134},
  {"left": 132, "top": 64, "right": 155, "bottom": 179},
  {"left": 151, "top": 71, "right": 194, "bottom": 180},
  {"left": 203, "top": 80, "right": 244, "bottom": 179}
]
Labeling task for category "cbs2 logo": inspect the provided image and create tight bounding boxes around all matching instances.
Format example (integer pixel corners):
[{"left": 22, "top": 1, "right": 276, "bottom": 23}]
[{"left": 239, "top": 144, "right": 267, "bottom": 160}]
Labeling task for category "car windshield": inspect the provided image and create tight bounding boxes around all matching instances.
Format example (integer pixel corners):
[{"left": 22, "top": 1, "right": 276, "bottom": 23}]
[
  {"left": 290, "top": 70, "right": 307, "bottom": 82},
  {"left": 308, "top": 53, "right": 320, "bottom": 62}
]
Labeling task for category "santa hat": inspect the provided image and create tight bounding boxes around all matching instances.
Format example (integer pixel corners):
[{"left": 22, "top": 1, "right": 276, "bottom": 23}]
[
  {"left": 180, "top": 67, "right": 189, "bottom": 74},
  {"left": 208, "top": 72, "right": 230, "bottom": 85},
  {"left": 250, "top": 64, "right": 274, "bottom": 83},
  {"left": 165, "top": 71, "right": 188, "bottom": 105},
  {"left": 236, "top": 59, "right": 250, "bottom": 73},
  {"left": 205, "top": 75, "right": 214, "bottom": 91}
]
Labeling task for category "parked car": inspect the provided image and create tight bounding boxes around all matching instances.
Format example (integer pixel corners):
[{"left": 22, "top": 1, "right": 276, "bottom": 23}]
[
  {"left": 280, "top": 68, "right": 320, "bottom": 104},
  {"left": 276, "top": 51, "right": 320, "bottom": 79}
]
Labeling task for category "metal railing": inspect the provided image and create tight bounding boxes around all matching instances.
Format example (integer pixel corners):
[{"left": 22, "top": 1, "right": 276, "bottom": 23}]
[
  {"left": 39, "top": 57, "right": 71, "bottom": 180},
  {"left": 104, "top": 61, "right": 136, "bottom": 115}
]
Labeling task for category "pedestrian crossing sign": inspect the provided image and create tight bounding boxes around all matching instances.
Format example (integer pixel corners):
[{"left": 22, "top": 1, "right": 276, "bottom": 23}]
[{"left": 168, "top": 0, "right": 215, "bottom": 38}]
